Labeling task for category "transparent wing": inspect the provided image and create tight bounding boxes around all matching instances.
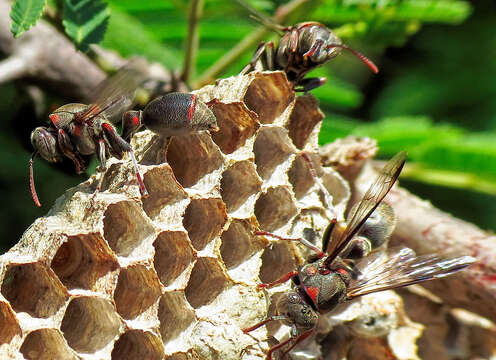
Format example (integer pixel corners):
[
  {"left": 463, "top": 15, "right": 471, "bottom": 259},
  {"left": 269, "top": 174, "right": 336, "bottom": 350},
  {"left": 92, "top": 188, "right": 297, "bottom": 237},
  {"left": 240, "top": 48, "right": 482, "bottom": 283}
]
[
  {"left": 77, "top": 58, "right": 148, "bottom": 124},
  {"left": 235, "top": 0, "right": 284, "bottom": 35},
  {"left": 346, "top": 247, "right": 475, "bottom": 298},
  {"left": 324, "top": 151, "right": 407, "bottom": 266}
]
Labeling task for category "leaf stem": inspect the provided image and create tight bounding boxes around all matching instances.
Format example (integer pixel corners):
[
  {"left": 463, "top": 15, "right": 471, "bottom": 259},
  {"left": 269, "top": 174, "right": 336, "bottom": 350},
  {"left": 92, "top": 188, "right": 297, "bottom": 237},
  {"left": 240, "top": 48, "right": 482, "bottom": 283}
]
[
  {"left": 192, "top": 0, "right": 312, "bottom": 88},
  {"left": 182, "top": 0, "right": 204, "bottom": 85}
]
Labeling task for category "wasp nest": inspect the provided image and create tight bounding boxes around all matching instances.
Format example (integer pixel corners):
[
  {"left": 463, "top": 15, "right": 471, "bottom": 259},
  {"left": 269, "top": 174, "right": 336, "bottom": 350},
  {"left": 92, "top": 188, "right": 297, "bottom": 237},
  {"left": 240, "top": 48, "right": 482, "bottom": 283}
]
[{"left": 2, "top": 72, "right": 429, "bottom": 360}]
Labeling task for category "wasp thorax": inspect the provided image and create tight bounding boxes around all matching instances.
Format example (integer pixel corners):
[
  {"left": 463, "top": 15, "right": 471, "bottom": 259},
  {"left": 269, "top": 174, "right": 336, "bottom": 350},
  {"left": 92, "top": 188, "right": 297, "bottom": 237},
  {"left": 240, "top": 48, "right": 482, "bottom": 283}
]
[
  {"left": 30, "top": 127, "right": 62, "bottom": 163},
  {"left": 143, "top": 92, "right": 218, "bottom": 138},
  {"left": 276, "top": 291, "right": 318, "bottom": 331},
  {"left": 355, "top": 202, "right": 396, "bottom": 249}
]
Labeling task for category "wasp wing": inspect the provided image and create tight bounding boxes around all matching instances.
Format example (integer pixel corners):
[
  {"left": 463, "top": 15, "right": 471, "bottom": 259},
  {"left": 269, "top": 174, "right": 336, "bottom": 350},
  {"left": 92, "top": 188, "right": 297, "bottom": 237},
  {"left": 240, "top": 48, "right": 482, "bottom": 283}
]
[
  {"left": 235, "top": 0, "right": 285, "bottom": 35},
  {"left": 77, "top": 58, "right": 148, "bottom": 124},
  {"left": 324, "top": 151, "right": 407, "bottom": 267},
  {"left": 346, "top": 247, "right": 475, "bottom": 298}
]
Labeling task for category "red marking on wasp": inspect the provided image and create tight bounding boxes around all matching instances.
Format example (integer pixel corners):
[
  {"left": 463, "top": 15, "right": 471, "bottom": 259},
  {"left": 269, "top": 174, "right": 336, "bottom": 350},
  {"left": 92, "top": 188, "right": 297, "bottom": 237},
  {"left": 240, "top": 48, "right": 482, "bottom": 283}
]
[
  {"left": 73, "top": 125, "right": 82, "bottom": 137},
  {"left": 132, "top": 116, "right": 140, "bottom": 125},
  {"left": 49, "top": 114, "right": 59, "bottom": 125},
  {"left": 306, "top": 286, "right": 319, "bottom": 304},
  {"left": 187, "top": 94, "right": 197, "bottom": 124},
  {"left": 306, "top": 266, "right": 317, "bottom": 275},
  {"left": 337, "top": 268, "right": 348, "bottom": 276},
  {"left": 481, "top": 274, "right": 496, "bottom": 282}
]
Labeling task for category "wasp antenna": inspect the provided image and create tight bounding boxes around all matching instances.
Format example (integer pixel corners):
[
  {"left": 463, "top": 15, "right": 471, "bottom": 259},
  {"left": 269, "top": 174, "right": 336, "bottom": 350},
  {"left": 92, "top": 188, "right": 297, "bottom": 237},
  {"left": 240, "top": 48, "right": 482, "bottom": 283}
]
[
  {"left": 328, "top": 44, "right": 379, "bottom": 74},
  {"left": 29, "top": 152, "right": 42, "bottom": 207}
]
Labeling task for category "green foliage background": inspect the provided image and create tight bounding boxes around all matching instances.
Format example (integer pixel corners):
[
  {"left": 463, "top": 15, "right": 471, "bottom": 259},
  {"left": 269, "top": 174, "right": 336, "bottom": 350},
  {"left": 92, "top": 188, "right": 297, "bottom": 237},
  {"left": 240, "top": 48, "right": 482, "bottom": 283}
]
[{"left": 1, "top": 0, "right": 495, "bottom": 252}]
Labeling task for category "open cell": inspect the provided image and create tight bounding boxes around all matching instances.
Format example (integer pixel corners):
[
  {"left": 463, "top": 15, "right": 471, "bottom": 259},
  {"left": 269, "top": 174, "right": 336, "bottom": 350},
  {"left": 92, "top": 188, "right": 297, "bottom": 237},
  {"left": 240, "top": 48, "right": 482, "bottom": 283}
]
[
  {"left": 254, "top": 187, "right": 298, "bottom": 232},
  {"left": 61, "top": 296, "right": 121, "bottom": 353},
  {"left": 142, "top": 164, "right": 188, "bottom": 219},
  {"left": 220, "top": 218, "right": 267, "bottom": 269},
  {"left": 111, "top": 330, "right": 164, "bottom": 360},
  {"left": 185, "top": 257, "right": 230, "bottom": 308},
  {"left": 209, "top": 101, "right": 260, "bottom": 154},
  {"left": 253, "top": 127, "right": 295, "bottom": 179},
  {"left": 20, "top": 329, "right": 77, "bottom": 360},
  {"left": 51, "top": 233, "right": 119, "bottom": 290},
  {"left": 259, "top": 242, "right": 298, "bottom": 284},
  {"left": 183, "top": 198, "right": 227, "bottom": 251},
  {"left": 0, "top": 301, "right": 21, "bottom": 345},
  {"left": 153, "top": 231, "right": 195, "bottom": 287},
  {"left": 1, "top": 262, "right": 68, "bottom": 318},
  {"left": 288, "top": 153, "right": 314, "bottom": 199},
  {"left": 243, "top": 72, "right": 294, "bottom": 124},
  {"left": 103, "top": 200, "right": 155, "bottom": 256},
  {"left": 166, "top": 132, "right": 223, "bottom": 188},
  {"left": 158, "top": 291, "right": 196, "bottom": 341},
  {"left": 114, "top": 264, "right": 162, "bottom": 319},
  {"left": 220, "top": 161, "right": 262, "bottom": 213},
  {"left": 286, "top": 95, "right": 324, "bottom": 149}
]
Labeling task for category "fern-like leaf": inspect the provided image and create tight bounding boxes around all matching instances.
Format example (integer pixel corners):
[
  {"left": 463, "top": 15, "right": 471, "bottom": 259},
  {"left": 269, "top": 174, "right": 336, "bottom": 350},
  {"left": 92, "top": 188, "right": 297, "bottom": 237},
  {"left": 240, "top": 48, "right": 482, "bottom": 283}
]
[
  {"left": 10, "top": 0, "right": 46, "bottom": 38},
  {"left": 62, "top": 0, "right": 109, "bottom": 52}
]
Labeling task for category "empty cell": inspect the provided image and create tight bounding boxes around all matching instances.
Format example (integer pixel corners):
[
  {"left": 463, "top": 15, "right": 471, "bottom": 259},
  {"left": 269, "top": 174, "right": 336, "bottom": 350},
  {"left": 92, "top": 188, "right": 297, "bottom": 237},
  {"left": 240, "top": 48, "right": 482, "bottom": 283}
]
[
  {"left": 51, "top": 234, "right": 119, "bottom": 290},
  {"left": 253, "top": 127, "right": 295, "bottom": 179},
  {"left": 321, "top": 171, "right": 350, "bottom": 207},
  {"left": 164, "top": 353, "right": 189, "bottom": 360},
  {"left": 220, "top": 161, "right": 262, "bottom": 213},
  {"left": 153, "top": 231, "right": 194, "bottom": 286},
  {"left": 61, "top": 296, "right": 121, "bottom": 353},
  {"left": 185, "top": 257, "right": 230, "bottom": 308},
  {"left": 0, "top": 301, "right": 21, "bottom": 345},
  {"left": 259, "top": 242, "right": 298, "bottom": 284},
  {"left": 254, "top": 187, "right": 298, "bottom": 232},
  {"left": 111, "top": 330, "right": 164, "bottom": 360},
  {"left": 183, "top": 198, "right": 227, "bottom": 251},
  {"left": 286, "top": 95, "right": 324, "bottom": 149},
  {"left": 243, "top": 72, "right": 294, "bottom": 124},
  {"left": 1, "top": 262, "right": 68, "bottom": 318},
  {"left": 20, "top": 329, "right": 77, "bottom": 360},
  {"left": 103, "top": 200, "right": 155, "bottom": 256},
  {"left": 209, "top": 101, "right": 260, "bottom": 154},
  {"left": 288, "top": 154, "right": 314, "bottom": 199},
  {"left": 220, "top": 218, "right": 267, "bottom": 269},
  {"left": 114, "top": 264, "right": 162, "bottom": 319},
  {"left": 158, "top": 291, "right": 196, "bottom": 341},
  {"left": 166, "top": 132, "right": 223, "bottom": 188},
  {"left": 142, "top": 164, "right": 188, "bottom": 219}
]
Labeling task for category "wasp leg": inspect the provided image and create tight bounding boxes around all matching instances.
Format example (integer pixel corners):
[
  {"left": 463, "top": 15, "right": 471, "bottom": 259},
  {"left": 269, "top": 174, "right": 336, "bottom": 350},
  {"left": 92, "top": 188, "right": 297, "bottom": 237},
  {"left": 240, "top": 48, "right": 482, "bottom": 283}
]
[
  {"left": 121, "top": 110, "right": 143, "bottom": 141},
  {"left": 242, "top": 315, "right": 289, "bottom": 333},
  {"left": 295, "top": 77, "right": 327, "bottom": 92},
  {"left": 255, "top": 231, "right": 325, "bottom": 259},
  {"left": 263, "top": 42, "right": 276, "bottom": 71},
  {"left": 256, "top": 269, "right": 299, "bottom": 290},
  {"left": 102, "top": 123, "right": 148, "bottom": 197},
  {"left": 241, "top": 41, "right": 269, "bottom": 74},
  {"left": 57, "top": 129, "right": 86, "bottom": 174},
  {"left": 267, "top": 329, "right": 313, "bottom": 360},
  {"left": 94, "top": 138, "right": 108, "bottom": 193}
]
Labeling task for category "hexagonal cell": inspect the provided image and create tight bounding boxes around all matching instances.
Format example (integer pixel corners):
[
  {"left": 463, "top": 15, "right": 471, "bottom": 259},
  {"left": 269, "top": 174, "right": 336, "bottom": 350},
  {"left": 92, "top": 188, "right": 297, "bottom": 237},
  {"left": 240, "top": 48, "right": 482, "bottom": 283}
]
[
  {"left": 183, "top": 198, "right": 227, "bottom": 251},
  {"left": 166, "top": 132, "right": 223, "bottom": 188},
  {"left": 20, "top": 329, "right": 77, "bottom": 360},
  {"left": 51, "top": 233, "right": 119, "bottom": 290},
  {"left": 103, "top": 200, "right": 155, "bottom": 256},
  {"left": 60, "top": 296, "right": 121, "bottom": 353},
  {"left": 220, "top": 218, "right": 267, "bottom": 269},
  {"left": 164, "top": 352, "right": 189, "bottom": 360},
  {"left": 286, "top": 95, "right": 324, "bottom": 149},
  {"left": 1, "top": 262, "right": 68, "bottom": 318},
  {"left": 153, "top": 231, "right": 195, "bottom": 287},
  {"left": 259, "top": 242, "right": 298, "bottom": 284},
  {"left": 111, "top": 330, "right": 164, "bottom": 360},
  {"left": 253, "top": 127, "right": 295, "bottom": 179},
  {"left": 209, "top": 101, "right": 260, "bottom": 154},
  {"left": 321, "top": 170, "right": 350, "bottom": 208},
  {"left": 142, "top": 164, "right": 188, "bottom": 219},
  {"left": 288, "top": 153, "right": 314, "bottom": 199},
  {"left": 220, "top": 161, "right": 262, "bottom": 213},
  {"left": 114, "top": 264, "right": 162, "bottom": 319},
  {"left": 185, "top": 257, "right": 230, "bottom": 308},
  {"left": 0, "top": 301, "right": 21, "bottom": 345},
  {"left": 243, "top": 72, "right": 294, "bottom": 124},
  {"left": 158, "top": 291, "right": 196, "bottom": 341},
  {"left": 254, "top": 187, "right": 298, "bottom": 232}
]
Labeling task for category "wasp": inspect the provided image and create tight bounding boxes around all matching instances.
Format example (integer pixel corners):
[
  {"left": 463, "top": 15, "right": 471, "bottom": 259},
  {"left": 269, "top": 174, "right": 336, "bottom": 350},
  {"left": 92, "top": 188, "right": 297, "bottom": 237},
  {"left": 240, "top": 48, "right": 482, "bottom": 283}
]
[
  {"left": 30, "top": 62, "right": 218, "bottom": 207},
  {"left": 237, "top": 1, "right": 378, "bottom": 92},
  {"left": 243, "top": 152, "right": 475, "bottom": 359}
]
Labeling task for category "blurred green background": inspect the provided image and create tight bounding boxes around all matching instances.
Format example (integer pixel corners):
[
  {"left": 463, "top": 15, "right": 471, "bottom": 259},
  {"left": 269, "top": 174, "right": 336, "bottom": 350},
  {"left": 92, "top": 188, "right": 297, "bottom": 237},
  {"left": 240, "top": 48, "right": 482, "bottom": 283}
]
[{"left": 1, "top": 0, "right": 495, "bottom": 253}]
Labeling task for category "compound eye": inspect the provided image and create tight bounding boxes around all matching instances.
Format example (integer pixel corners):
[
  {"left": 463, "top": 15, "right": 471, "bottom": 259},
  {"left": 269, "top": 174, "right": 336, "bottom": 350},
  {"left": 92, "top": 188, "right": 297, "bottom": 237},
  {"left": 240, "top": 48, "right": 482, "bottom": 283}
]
[{"left": 30, "top": 127, "right": 60, "bottom": 162}]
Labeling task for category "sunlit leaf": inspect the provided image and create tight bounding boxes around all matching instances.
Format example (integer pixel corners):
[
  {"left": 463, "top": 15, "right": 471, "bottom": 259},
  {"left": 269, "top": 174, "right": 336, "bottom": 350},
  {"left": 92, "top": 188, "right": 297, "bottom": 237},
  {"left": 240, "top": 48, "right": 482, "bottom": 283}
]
[{"left": 10, "top": 0, "right": 46, "bottom": 38}]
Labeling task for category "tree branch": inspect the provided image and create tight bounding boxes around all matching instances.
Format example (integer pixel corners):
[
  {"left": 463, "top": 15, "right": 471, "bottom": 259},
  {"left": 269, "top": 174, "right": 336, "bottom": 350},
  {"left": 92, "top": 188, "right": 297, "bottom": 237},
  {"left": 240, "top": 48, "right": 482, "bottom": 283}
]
[{"left": 181, "top": 0, "right": 204, "bottom": 84}]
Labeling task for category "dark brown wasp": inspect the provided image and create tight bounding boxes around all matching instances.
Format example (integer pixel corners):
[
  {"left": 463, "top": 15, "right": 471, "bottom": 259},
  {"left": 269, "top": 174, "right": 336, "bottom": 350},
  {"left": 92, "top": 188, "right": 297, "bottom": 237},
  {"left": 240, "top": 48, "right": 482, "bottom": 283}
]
[
  {"left": 30, "top": 62, "right": 218, "bottom": 207},
  {"left": 237, "top": 1, "right": 379, "bottom": 92},
  {"left": 243, "top": 151, "right": 475, "bottom": 359}
]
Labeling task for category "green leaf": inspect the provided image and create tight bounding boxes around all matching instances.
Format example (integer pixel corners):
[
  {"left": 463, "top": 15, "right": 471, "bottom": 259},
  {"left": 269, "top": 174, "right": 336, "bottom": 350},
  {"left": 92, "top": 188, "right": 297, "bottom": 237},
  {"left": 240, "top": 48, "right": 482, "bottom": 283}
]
[
  {"left": 62, "top": 0, "right": 110, "bottom": 52},
  {"left": 10, "top": 0, "right": 46, "bottom": 38}
]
